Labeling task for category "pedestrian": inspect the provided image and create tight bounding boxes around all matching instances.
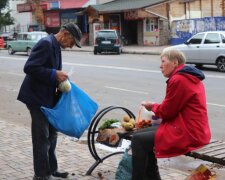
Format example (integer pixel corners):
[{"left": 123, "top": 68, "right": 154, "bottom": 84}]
[
  {"left": 17, "top": 23, "right": 82, "bottom": 180},
  {"left": 131, "top": 49, "right": 211, "bottom": 180}
]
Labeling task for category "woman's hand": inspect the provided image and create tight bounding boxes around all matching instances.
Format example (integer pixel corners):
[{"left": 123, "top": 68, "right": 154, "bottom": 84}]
[{"left": 141, "top": 101, "right": 154, "bottom": 111}]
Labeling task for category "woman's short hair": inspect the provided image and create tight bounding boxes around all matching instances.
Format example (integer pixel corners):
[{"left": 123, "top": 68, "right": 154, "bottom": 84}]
[{"left": 161, "top": 49, "right": 186, "bottom": 65}]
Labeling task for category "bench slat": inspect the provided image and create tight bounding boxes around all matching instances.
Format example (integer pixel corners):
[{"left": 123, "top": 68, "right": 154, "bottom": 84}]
[
  {"left": 194, "top": 145, "right": 225, "bottom": 154},
  {"left": 211, "top": 154, "right": 225, "bottom": 159},
  {"left": 186, "top": 140, "right": 225, "bottom": 165},
  {"left": 203, "top": 149, "right": 225, "bottom": 156},
  {"left": 193, "top": 141, "right": 225, "bottom": 152}
]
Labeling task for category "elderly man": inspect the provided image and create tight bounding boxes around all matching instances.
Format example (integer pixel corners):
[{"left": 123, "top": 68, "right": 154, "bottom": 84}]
[{"left": 17, "top": 23, "right": 82, "bottom": 180}]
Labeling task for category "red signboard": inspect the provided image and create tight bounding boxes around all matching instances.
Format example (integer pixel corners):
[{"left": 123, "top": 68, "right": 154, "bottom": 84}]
[
  {"left": 17, "top": 3, "right": 48, "bottom": 12},
  {"left": 45, "top": 12, "right": 60, "bottom": 27},
  {"left": 17, "top": 3, "right": 32, "bottom": 12}
]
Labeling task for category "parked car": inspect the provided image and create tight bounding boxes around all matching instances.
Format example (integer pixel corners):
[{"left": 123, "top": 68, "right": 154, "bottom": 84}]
[
  {"left": 7, "top": 31, "right": 48, "bottom": 56},
  {"left": 94, "top": 29, "right": 122, "bottom": 55},
  {"left": 164, "top": 31, "right": 225, "bottom": 72}
]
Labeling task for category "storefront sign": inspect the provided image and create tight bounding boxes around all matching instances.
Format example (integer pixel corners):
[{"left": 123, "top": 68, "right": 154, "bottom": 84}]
[
  {"left": 17, "top": 3, "right": 48, "bottom": 12},
  {"left": 45, "top": 12, "right": 60, "bottom": 27},
  {"left": 17, "top": 3, "right": 32, "bottom": 12},
  {"left": 60, "top": 12, "right": 77, "bottom": 26},
  {"left": 32, "top": 4, "right": 48, "bottom": 11},
  {"left": 124, "top": 10, "right": 144, "bottom": 20}
]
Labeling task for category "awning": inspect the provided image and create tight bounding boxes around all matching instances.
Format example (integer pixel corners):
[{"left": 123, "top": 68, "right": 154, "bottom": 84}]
[
  {"left": 87, "top": 0, "right": 167, "bottom": 13},
  {"left": 60, "top": 0, "right": 90, "bottom": 9}
]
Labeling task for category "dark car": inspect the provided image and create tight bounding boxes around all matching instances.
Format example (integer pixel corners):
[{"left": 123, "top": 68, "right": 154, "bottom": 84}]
[{"left": 94, "top": 29, "right": 122, "bottom": 55}]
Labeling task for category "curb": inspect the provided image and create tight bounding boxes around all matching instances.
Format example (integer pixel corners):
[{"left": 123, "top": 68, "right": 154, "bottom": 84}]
[
  {"left": 63, "top": 48, "right": 162, "bottom": 55},
  {"left": 122, "top": 50, "right": 161, "bottom": 55},
  {"left": 1, "top": 47, "right": 163, "bottom": 55}
]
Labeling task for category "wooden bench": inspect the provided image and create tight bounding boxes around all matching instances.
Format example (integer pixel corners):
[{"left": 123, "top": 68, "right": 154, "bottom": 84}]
[
  {"left": 86, "top": 106, "right": 225, "bottom": 175},
  {"left": 118, "top": 132, "right": 225, "bottom": 166},
  {"left": 186, "top": 140, "right": 225, "bottom": 166}
]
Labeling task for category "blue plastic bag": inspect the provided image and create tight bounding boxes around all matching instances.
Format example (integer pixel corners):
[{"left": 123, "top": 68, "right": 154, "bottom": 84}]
[
  {"left": 41, "top": 81, "right": 98, "bottom": 138},
  {"left": 115, "top": 148, "right": 132, "bottom": 180}
]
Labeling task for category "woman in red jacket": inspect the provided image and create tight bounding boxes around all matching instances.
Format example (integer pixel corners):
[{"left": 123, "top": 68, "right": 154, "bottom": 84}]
[{"left": 131, "top": 49, "right": 211, "bottom": 180}]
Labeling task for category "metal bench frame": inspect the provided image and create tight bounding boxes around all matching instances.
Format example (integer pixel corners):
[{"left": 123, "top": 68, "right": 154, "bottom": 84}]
[{"left": 86, "top": 106, "right": 135, "bottom": 175}]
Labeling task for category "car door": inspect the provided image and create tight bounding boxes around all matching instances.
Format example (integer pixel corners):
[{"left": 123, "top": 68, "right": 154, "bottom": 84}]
[
  {"left": 199, "top": 32, "right": 223, "bottom": 64},
  {"left": 20, "top": 33, "right": 29, "bottom": 52},
  {"left": 179, "top": 33, "right": 205, "bottom": 63},
  {"left": 13, "top": 33, "right": 24, "bottom": 51}
]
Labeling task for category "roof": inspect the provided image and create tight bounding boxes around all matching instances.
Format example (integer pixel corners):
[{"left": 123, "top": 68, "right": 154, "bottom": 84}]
[
  {"left": 60, "top": 0, "right": 90, "bottom": 9},
  {"left": 89, "top": 0, "right": 167, "bottom": 13}
]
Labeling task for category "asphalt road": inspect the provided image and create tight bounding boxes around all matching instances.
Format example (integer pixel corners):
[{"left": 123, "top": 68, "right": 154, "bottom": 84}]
[{"left": 0, "top": 50, "right": 225, "bottom": 177}]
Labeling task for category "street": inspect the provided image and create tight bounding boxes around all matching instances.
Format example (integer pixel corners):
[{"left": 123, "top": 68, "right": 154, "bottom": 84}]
[{"left": 0, "top": 50, "right": 224, "bottom": 139}]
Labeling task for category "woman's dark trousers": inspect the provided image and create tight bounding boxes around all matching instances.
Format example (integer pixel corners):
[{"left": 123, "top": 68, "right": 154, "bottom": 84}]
[
  {"left": 131, "top": 126, "right": 161, "bottom": 180},
  {"left": 30, "top": 109, "right": 58, "bottom": 177}
]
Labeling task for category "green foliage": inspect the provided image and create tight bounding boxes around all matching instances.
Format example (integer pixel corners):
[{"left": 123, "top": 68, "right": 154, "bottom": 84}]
[
  {"left": 0, "top": 0, "right": 8, "bottom": 10},
  {"left": 0, "top": 0, "right": 14, "bottom": 30},
  {"left": 98, "top": 119, "right": 120, "bottom": 130}
]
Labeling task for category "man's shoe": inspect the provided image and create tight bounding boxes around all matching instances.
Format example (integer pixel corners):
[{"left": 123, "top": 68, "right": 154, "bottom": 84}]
[
  {"left": 52, "top": 171, "right": 69, "bottom": 178},
  {"left": 33, "top": 175, "right": 50, "bottom": 180}
]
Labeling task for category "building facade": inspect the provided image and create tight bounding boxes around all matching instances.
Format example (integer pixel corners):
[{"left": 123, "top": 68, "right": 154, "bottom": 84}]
[
  {"left": 14, "top": 0, "right": 225, "bottom": 46},
  {"left": 169, "top": 0, "right": 225, "bottom": 44},
  {"left": 86, "top": 0, "right": 170, "bottom": 46}
]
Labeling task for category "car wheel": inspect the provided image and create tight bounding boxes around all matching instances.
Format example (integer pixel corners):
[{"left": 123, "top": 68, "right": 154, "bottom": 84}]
[
  {"left": 217, "top": 57, "right": 225, "bottom": 72},
  {"left": 195, "top": 64, "right": 203, "bottom": 69},
  {"left": 27, "top": 48, "right": 32, "bottom": 56},
  {"left": 94, "top": 50, "right": 97, "bottom": 55},
  {"left": 8, "top": 46, "right": 14, "bottom": 55}
]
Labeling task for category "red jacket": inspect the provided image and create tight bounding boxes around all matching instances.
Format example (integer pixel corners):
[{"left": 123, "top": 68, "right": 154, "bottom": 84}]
[{"left": 152, "top": 65, "right": 211, "bottom": 158}]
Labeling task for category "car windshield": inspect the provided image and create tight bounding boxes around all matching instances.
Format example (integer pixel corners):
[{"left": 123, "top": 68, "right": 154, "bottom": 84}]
[{"left": 97, "top": 31, "right": 116, "bottom": 38}]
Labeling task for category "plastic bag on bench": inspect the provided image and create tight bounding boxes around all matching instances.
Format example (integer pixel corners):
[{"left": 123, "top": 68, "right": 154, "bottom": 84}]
[
  {"left": 41, "top": 81, "right": 98, "bottom": 138},
  {"left": 115, "top": 148, "right": 132, "bottom": 180},
  {"left": 96, "top": 128, "right": 126, "bottom": 147}
]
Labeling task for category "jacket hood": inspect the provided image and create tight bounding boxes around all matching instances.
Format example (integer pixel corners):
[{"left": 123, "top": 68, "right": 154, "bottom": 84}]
[{"left": 178, "top": 65, "right": 205, "bottom": 81}]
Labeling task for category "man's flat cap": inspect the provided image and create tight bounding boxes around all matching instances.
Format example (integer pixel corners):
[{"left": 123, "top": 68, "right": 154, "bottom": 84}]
[{"left": 63, "top": 23, "right": 82, "bottom": 48}]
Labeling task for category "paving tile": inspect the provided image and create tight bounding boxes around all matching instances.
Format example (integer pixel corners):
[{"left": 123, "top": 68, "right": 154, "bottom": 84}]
[{"left": 0, "top": 120, "right": 189, "bottom": 179}]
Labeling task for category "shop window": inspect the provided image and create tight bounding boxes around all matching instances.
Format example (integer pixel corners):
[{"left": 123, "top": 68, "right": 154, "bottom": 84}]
[
  {"left": 145, "top": 18, "right": 158, "bottom": 32},
  {"left": 109, "top": 14, "right": 121, "bottom": 35}
]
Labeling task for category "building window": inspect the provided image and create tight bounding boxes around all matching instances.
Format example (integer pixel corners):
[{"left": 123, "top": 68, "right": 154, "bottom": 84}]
[{"left": 145, "top": 18, "right": 158, "bottom": 32}]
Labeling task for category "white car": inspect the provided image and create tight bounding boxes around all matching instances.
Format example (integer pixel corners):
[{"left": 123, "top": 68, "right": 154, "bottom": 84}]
[{"left": 164, "top": 31, "right": 225, "bottom": 72}]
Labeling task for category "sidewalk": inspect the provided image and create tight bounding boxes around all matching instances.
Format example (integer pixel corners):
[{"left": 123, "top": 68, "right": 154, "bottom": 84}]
[
  {"left": 0, "top": 119, "right": 189, "bottom": 180},
  {"left": 63, "top": 45, "right": 169, "bottom": 55}
]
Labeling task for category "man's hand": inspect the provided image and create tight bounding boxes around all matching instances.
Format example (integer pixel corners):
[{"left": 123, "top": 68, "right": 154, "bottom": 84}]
[{"left": 56, "top": 70, "right": 68, "bottom": 82}]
